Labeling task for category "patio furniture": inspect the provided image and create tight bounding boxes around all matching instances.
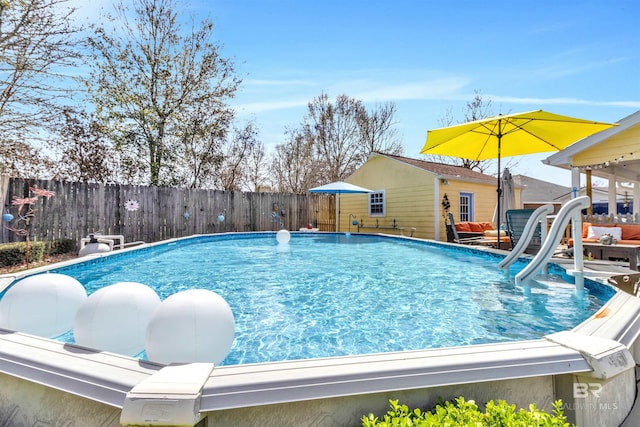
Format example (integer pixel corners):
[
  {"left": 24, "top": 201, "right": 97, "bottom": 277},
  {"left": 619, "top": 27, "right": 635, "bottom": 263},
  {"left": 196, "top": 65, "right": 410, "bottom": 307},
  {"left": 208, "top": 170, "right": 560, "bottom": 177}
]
[
  {"left": 446, "top": 213, "right": 485, "bottom": 244},
  {"left": 505, "top": 209, "right": 542, "bottom": 255},
  {"left": 583, "top": 242, "right": 640, "bottom": 271},
  {"left": 446, "top": 213, "right": 510, "bottom": 247}
]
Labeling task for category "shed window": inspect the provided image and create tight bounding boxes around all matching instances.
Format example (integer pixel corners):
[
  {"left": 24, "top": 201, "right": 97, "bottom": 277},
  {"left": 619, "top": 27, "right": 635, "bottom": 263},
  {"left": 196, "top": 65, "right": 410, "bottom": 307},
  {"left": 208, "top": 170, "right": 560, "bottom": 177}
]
[
  {"left": 369, "top": 190, "right": 385, "bottom": 217},
  {"left": 459, "top": 192, "right": 473, "bottom": 222}
]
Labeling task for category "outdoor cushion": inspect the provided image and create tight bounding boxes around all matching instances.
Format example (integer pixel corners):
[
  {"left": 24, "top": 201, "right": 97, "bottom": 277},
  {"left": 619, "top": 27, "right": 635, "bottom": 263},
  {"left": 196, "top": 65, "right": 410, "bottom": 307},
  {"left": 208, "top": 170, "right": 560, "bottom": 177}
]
[
  {"left": 582, "top": 222, "right": 616, "bottom": 238},
  {"left": 621, "top": 224, "right": 640, "bottom": 240},
  {"left": 479, "top": 222, "right": 495, "bottom": 231},
  {"left": 587, "top": 225, "right": 622, "bottom": 240},
  {"left": 468, "top": 222, "right": 484, "bottom": 232},
  {"left": 455, "top": 223, "right": 471, "bottom": 232},
  {"left": 483, "top": 229, "right": 508, "bottom": 237}
]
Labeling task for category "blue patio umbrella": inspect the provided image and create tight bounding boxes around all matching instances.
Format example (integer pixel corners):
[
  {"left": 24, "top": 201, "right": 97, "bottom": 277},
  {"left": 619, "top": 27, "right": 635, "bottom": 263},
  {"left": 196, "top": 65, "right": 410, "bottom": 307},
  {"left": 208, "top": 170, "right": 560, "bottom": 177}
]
[{"left": 309, "top": 181, "right": 373, "bottom": 232}]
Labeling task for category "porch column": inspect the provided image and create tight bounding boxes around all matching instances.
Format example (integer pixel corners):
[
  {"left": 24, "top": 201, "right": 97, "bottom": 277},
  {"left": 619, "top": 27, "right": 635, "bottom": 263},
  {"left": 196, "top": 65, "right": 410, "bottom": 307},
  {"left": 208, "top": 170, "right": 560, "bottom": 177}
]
[
  {"left": 571, "top": 168, "right": 581, "bottom": 199},
  {"left": 634, "top": 182, "right": 640, "bottom": 219},
  {"left": 434, "top": 177, "right": 441, "bottom": 241},
  {"left": 586, "top": 170, "right": 593, "bottom": 215},
  {"left": 608, "top": 176, "right": 617, "bottom": 216}
]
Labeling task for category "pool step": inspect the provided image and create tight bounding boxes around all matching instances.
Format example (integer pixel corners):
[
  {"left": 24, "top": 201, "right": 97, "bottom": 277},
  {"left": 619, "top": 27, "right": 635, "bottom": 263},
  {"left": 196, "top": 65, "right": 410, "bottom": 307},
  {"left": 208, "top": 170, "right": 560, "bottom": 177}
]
[{"left": 529, "top": 274, "right": 575, "bottom": 289}]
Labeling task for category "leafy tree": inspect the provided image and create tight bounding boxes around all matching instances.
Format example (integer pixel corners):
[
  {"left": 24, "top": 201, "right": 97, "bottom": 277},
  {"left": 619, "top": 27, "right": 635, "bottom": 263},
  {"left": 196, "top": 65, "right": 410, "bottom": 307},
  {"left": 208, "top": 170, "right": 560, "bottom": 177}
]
[
  {"left": 86, "top": 0, "right": 241, "bottom": 186},
  {"left": 0, "top": 0, "right": 84, "bottom": 175}
]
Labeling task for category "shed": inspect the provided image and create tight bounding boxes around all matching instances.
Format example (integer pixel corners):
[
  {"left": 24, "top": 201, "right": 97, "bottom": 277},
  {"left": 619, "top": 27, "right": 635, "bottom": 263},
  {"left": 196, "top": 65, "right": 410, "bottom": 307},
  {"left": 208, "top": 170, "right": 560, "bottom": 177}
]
[{"left": 339, "top": 153, "right": 521, "bottom": 241}]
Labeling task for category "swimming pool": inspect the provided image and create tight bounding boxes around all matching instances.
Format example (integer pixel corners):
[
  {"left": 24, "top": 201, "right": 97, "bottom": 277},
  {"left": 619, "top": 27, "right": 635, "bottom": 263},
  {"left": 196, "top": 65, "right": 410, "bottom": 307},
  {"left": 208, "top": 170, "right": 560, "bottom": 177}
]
[
  {"left": 1, "top": 232, "right": 637, "bottom": 427},
  {"left": 31, "top": 232, "right": 615, "bottom": 366}
]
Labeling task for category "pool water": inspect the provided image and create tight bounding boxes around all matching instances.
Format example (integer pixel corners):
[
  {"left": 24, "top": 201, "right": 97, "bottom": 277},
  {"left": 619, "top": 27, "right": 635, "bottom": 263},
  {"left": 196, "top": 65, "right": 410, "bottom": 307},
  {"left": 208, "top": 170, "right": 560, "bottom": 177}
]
[{"left": 48, "top": 233, "right": 613, "bottom": 366}]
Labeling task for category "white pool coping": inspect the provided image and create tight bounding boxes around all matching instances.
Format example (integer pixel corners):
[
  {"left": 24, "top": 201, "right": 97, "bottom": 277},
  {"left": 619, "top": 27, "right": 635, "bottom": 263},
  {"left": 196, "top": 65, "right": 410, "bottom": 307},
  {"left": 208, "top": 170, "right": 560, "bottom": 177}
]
[{"left": 199, "top": 337, "right": 593, "bottom": 411}]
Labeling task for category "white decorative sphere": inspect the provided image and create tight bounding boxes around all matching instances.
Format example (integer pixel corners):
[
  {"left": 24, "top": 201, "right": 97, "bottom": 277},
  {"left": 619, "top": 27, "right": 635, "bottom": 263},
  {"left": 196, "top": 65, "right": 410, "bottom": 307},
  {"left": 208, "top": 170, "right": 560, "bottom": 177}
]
[
  {"left": 217, "top": 214, "right": 225, "bottom": 222},
  {"left": 276, "top": 229, "right": 291, "bottom": 244},
  {"left": 74, "top": 282, "right": 160, "bottom": 356},
  {"left": 145, "top": 289, "right": 235, "bottom": 364},
  {"left": 0, "top": 273, "right": 87, "bottom": 338}
]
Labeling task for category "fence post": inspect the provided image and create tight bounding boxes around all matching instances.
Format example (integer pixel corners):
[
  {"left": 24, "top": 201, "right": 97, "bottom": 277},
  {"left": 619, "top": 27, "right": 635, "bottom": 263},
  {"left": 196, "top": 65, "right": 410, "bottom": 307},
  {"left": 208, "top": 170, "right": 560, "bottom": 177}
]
[{"left": 0, "top": 174, "right": 9, "bottom": 243}]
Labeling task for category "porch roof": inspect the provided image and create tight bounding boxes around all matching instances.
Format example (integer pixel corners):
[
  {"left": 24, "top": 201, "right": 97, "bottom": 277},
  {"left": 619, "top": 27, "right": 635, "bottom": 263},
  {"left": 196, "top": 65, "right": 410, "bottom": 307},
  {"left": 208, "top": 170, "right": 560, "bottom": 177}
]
[{"left": 543, "top": 110, "right": 640, "bottom": 182}]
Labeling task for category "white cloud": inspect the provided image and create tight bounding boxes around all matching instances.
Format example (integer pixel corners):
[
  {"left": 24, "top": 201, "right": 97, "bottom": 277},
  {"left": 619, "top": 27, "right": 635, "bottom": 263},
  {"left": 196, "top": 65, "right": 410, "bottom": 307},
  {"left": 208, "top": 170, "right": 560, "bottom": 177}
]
[
  {"left": 350, "top": 78, "right": 471, "bottom": 103},
  {"left": 244, "top": 79, "right": 316, "bottom": 87},
  {"left": 530, "top": 56, "right": 629, "bottom": 79},
  {"left": 234, "top": 98, "right": 311, "bottom": 114},
  {"left": 235, "top": 76, "right": 472, "bottom": 113},
  {"left": 488, "top": 95, "right": 640, "bottom": 108}
]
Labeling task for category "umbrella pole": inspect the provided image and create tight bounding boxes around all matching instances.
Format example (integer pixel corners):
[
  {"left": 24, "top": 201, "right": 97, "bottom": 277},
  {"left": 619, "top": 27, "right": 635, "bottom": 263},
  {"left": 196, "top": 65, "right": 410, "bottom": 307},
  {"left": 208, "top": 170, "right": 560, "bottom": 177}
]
[
  {"left": 337, "top": 194, "right": 340, "bottom": 232},
  {"left": 496, "top": 122, "right": 502, "bottom": 248}
]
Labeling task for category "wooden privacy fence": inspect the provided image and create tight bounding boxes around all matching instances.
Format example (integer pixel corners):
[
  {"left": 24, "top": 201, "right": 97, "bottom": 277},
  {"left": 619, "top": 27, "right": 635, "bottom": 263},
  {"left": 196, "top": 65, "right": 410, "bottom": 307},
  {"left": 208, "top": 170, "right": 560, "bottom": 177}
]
[{"left": 0, "top": 176, "right": 335, "bottom": 245}]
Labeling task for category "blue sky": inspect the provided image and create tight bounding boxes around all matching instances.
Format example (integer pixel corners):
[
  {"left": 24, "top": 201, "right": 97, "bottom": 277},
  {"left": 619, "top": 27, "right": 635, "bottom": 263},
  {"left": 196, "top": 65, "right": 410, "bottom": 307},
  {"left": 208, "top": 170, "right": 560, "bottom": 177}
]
[{"left": 77, "top": 0, "right": 640, "bottom": 185}]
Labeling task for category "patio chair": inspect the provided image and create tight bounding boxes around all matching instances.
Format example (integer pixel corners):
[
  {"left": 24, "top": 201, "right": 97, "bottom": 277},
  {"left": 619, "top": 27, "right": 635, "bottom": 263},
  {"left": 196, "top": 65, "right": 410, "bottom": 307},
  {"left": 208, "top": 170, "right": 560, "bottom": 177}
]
[
  {"left": 446, "top": 213, "right": 485, "bottom": 244},
  {"left": 505, "top": 209, "right": 542, "bottom": 254}
]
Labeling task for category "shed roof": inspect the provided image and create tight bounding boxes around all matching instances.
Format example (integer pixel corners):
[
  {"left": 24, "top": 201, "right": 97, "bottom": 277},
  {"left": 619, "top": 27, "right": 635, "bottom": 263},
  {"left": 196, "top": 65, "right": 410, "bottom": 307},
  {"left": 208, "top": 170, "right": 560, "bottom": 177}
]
[
  {"left": 513, "top": 174, "right": 570, "bottom": 203},
  {"left": 373, "top": 152, "right": 498, "bottom": 185}
]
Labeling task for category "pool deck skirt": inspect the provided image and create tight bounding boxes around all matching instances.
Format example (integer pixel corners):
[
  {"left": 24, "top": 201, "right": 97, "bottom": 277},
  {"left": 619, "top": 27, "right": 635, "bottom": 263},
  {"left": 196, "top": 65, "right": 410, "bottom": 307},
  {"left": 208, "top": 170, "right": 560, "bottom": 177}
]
[{"left": 1, "top": 235, "right": 640, "bottom": 426}]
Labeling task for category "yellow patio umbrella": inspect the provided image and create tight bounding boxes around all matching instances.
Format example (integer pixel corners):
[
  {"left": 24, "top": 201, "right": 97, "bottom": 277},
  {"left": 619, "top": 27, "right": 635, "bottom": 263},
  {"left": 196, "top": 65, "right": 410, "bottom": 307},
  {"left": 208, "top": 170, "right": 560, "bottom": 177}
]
[{"left": 420, "top": 110, "right": 616, "bottom": 243}]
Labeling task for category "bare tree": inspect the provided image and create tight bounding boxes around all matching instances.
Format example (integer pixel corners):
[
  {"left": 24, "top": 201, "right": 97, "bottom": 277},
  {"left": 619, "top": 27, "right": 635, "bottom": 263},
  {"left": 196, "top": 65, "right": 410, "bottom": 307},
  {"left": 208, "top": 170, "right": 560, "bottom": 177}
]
[
  {"left": 86, "top": 0, "right": 240, "bottom": 186},
  {"left": 216, "top": 122, "right": 259, "bottom": 191},
  {"left": 423, "top": 90, "right": 494, "bottom": 172},
  {"left": 357, "top": 101, "right": 403, "bottom": 158},
  {"left": 172, "top": 102, "right": 233, "bottom": 188},
  {"left": 302, "top": 93, "right": 362, "bottom": 182},
  {"left": 271, "top": 128, "right": 318, "bottom": 194},
  {"left": 53, "top": 109, "right": 115, "bottom": 182},
  {"left": 298, "top": 93, "right": 403, "bottom": 184},
  {"left": 464, "top": 90, "right": 494, "bottom": 123},
  {"left": 0, "top": 139, "right": 55, "bottom": 178},
  {"left": 246, "top": 140, "right": 268, "bottom": 192},
  {"left": 0, "top": 0, "right": 84, "bottom": 176}
]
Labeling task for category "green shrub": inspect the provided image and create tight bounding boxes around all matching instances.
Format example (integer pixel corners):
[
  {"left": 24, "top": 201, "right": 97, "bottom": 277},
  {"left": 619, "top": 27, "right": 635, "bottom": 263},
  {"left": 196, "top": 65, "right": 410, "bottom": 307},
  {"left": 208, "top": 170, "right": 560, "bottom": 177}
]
[
  {"left": 0, "top": 239, "right": 76, "bottom": 268},
  {"left": 0, "top": 241, "right": 46, "bottom": 267},
  {"left": 46, "top": 238, "right": 77, "bottom": 255},
  {"left": 0, "top": 243, "right": 26, "bottom": 267},
  {"left": 361, "top": 397, "right": 574, "bottom": 427}
]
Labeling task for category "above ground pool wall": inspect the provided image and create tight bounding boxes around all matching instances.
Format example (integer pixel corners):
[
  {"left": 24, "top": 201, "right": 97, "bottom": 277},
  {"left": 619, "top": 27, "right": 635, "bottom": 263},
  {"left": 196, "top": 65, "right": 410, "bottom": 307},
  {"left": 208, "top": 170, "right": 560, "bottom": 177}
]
[
  {"left": 0, "top": 372, "right": 557, "bottom": 427},
  {"left": 0, "top": 368, "right": 636, "bottom": 427},
  {"left": 0, "top": 373, "right": 122, "bottom": 427},
  {"left": 554, "top": 370, "right": 637, "bottom": 427},
  {"left": 203, "top": 376, "right": 554, "bottom": 427}
]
